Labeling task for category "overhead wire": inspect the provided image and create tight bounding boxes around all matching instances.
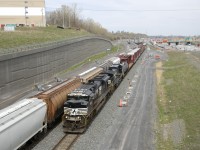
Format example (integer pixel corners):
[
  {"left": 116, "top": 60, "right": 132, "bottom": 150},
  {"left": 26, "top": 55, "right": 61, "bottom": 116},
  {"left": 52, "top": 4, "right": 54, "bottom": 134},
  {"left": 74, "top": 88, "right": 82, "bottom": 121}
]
[
  {"left": 45, "top": 7, "right": 200, "bottom": 12},
  {"left": 81, "top": 8, "right": 200, "bottom": 12}
]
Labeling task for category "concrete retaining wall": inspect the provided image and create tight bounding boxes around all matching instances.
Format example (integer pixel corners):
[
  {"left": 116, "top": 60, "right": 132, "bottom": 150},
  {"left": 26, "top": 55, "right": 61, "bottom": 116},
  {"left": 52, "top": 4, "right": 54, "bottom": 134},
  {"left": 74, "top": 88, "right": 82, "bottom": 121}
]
[{"left": 0, "top": 37, "right": 112, "bottom": 103}]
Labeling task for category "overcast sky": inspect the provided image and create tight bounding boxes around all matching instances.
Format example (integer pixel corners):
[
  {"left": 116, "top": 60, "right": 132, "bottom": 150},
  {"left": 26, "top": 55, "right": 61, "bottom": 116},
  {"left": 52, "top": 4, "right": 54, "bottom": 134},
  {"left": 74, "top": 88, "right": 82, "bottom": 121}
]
[{"left": 46, "top": 0, "right": 200, "bottom": 36}]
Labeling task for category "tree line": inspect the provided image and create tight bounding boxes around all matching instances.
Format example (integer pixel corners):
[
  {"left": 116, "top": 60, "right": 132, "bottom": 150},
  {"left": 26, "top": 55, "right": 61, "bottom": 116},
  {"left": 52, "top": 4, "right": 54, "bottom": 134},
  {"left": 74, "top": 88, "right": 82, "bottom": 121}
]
[{"left": 46, "top": 4, "right": 147, "bottom": 40}]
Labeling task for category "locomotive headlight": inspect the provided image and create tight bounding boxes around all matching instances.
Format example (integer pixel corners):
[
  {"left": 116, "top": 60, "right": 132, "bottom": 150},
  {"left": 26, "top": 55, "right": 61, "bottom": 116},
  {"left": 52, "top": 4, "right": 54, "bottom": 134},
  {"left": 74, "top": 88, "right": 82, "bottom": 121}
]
[{"left": 76, "top": 116, "right": 81, "bottom": 120}]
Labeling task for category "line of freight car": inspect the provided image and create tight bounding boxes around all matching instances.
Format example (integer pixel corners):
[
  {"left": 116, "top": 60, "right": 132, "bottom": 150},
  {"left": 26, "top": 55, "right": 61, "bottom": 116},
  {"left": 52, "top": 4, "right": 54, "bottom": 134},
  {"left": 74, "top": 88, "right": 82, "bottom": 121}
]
[
  {"left": 0, "top": 78, "right": 81, "bottom": 150},
  {"left": 0, "top": 56, "right": 122, "bottom": 150},
  {"left": 62, "top": 45, "right": 146, "bottom": 133}
]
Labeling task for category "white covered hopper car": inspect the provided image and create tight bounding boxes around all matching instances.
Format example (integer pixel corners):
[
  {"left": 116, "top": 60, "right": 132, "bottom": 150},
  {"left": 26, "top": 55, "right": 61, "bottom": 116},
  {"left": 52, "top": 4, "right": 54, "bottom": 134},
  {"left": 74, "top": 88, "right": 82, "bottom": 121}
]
[{"left": 0, "top": 98, "right": 47, "bottom": 150}]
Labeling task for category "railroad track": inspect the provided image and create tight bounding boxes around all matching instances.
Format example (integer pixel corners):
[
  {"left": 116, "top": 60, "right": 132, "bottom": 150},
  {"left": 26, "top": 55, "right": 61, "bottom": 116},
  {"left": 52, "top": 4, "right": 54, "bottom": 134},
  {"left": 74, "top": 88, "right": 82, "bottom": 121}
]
[{"left": 53, "top": 134, "right": 79, "bottom": 150}]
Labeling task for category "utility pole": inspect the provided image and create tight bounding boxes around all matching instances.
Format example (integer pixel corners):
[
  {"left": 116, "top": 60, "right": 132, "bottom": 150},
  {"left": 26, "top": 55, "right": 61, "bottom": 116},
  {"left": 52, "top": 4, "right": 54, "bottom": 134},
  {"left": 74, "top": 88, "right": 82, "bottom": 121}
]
[
  {"left": 62, "top": 9, "right": 65, "bottom": 28},
  {"left": 68, "top": 14, "right": 71, "bottom": 28}
]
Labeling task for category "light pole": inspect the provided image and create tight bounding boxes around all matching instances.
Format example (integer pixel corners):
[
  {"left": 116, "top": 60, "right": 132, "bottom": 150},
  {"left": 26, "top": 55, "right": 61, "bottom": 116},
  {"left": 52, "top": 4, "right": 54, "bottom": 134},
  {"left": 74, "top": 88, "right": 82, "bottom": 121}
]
[
  {"left": 41, "top": 8, "right": 44, "bottom": 27},
  {"left": 24, "top": 1, "right": 28, "bottom": 26}
]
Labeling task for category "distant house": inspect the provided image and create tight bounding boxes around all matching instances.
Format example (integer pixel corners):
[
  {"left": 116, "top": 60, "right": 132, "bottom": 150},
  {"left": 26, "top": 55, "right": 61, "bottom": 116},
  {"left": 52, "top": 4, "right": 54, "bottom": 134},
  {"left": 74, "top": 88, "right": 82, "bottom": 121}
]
[{"left": 0, "top": 0, "right": 46, "bottom": 27}]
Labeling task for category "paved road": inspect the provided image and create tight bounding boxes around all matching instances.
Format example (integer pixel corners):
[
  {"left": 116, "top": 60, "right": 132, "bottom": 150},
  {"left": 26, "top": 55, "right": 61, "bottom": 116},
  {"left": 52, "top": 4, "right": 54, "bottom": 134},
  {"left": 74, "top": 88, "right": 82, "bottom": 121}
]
[{"left": 98, "top": 50, "right": 159, "bottom": 150}]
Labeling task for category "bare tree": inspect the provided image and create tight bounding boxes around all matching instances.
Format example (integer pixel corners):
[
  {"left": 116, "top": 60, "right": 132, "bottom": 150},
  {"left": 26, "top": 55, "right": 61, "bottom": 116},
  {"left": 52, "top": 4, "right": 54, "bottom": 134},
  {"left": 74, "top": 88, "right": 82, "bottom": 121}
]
[{"left": 46, "top": 4, "right": 147, "bottom": 39}]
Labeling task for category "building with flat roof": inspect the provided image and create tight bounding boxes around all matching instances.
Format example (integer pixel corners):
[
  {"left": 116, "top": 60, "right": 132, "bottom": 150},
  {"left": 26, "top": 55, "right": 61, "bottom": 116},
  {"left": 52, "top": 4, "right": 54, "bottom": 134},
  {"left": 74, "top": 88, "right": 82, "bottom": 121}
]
[{"left": 0, "top": 0, "right": 46, "bottom": 27}]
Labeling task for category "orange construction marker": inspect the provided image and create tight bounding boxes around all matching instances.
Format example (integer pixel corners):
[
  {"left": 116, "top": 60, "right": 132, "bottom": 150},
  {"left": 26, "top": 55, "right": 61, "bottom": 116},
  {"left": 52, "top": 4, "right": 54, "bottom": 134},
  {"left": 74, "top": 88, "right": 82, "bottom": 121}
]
[{"left": 118, "top": 99, "right": 122, "bottom": 107}]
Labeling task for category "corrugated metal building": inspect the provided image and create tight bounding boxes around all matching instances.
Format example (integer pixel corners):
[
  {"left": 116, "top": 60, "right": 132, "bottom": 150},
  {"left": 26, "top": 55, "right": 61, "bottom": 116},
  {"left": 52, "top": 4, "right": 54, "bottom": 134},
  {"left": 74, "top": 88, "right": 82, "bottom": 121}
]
[{"left": 0, "top": 0, "right": 46, "bottom": 27}]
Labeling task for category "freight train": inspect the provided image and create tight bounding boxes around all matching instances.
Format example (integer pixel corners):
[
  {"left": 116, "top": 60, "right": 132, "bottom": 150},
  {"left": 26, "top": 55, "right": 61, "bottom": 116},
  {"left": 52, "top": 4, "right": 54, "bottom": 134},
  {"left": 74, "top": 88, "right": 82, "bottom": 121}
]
[
  {"left": 0, "top": 78, "right": 81, "bottom": 150},
  {"left": 0, "top": 44, "right": 146, "bottom": 149},
  {"left": 62, "top": 44, "right": 146, "bottom": 133}
]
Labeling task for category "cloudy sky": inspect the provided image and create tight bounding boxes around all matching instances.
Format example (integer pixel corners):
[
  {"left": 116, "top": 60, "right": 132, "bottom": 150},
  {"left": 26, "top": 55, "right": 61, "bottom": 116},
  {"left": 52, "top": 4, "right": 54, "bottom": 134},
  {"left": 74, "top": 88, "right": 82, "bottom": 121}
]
[{"left": 46, "top": 0, "right": 200, "bottom": 36}]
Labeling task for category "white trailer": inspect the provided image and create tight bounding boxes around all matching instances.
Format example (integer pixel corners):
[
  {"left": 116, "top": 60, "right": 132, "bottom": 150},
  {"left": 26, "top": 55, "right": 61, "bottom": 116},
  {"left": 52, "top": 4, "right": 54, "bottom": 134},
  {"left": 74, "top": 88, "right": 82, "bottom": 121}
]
[{"left": 0, "top": 98, "right": 47, "bottom": 150}]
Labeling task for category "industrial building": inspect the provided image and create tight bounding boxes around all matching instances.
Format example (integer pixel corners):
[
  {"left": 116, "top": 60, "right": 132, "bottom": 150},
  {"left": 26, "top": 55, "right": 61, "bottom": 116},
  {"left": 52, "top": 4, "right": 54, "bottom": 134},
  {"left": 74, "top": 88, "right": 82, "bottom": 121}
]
[{"left": 0, "top": 0, "right": 46, "bottom": 27}]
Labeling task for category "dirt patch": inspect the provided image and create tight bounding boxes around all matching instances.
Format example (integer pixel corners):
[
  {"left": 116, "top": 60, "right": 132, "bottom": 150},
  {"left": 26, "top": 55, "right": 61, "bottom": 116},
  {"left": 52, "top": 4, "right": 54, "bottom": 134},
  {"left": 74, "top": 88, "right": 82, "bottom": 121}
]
[
  {"left": 162, "top": 119, "right": 186, "bottom": 145},
  {"left": 156, "top": 62, "right": 167, "bottom": 110},
  {"left": 156, "top": 62, "right": 163, "bottom": 85}
]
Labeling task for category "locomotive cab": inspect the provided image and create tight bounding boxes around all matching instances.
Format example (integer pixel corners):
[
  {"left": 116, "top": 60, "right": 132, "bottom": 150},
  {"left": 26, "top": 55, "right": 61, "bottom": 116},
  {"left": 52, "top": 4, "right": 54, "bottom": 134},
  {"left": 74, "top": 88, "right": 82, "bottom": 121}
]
[{"left": 62, "top": 74, "right": 111, "bottom": 133}]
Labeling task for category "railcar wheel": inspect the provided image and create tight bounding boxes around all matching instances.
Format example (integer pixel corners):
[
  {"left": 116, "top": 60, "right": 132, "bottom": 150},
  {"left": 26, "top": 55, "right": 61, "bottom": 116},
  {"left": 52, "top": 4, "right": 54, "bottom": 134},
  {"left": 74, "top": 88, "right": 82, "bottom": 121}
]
[{"left": 43, "top": 127, "right": 47, "bottom": 134}]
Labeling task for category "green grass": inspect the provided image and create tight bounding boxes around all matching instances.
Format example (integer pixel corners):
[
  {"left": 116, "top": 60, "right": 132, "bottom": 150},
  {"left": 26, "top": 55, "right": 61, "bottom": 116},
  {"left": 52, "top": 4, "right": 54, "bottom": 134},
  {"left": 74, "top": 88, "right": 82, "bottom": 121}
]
[
  {"left": 157, "top": 51, "right": 200, "bottom": 150},
  {"left": 0, "top": 26, "right": 90, "bottom": 49},
  {"left": 59, "top": 46, "right": 120, "bottom": 74}
]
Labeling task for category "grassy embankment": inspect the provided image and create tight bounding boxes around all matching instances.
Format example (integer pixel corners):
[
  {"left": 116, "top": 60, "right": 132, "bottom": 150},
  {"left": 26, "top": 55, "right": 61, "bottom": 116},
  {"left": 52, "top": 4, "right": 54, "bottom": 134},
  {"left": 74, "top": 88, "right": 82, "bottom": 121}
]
[
  {"left": 0, "top": 25, "right": 121, "bottom": 77},
  {"left": 0, "top": 26, "right": 90, "bottom": 49},
  {"left": 60, "top": 46, "right": 121, "bottom": 74},
  {"left": 156, "top": 51, "right": 200, "bottom": 150}
]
